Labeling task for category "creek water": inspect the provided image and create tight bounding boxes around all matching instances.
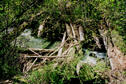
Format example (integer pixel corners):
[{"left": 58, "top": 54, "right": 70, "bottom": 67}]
[
  {"left": 13, "top": 29, "right": 60, "bottom": 49},
  {"left": 15, "top": 29, "right": 44, "bottom": 48},
  {"left": 76, "top": 49, "right": 107, "bottom": 74},
  {"left": 82, "top": 49, "right": 106, "bottom": 65},
  {"left": 15, "top": 29, "right": 107, "bottom": 61}
]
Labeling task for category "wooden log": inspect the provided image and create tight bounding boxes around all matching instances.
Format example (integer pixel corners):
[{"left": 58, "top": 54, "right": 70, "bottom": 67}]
[
  {"left": 74, "top": 24, "right": 79, "bottom": 41},
  {"left": 57, "top": 32, "right": 66, "bottom": 56},
  {"left": 66, "top": 23, "right": 73, "bottom": 38},
  {"left": 26, "top": 58, "right": 38, "bottom": 72},
  {"left": 28, "top": 48, "right": 54, "bottom": 52},
  {"left": 70, "top": 23, "right": 76, "bottom": 39},
  {"left": 79, "top": 26, "right": 84, "bottom": 41},
  {"left": 49, "top": 40, "right": 66, "bottom": 56},
  {"left": 25, "top": 55, "right": 67, "bottom": 58},
  {"left": 37, "top": 24, "right": 44, "bottom": 37},
  {"left": 62, "top": 44, "right": 73, "bottom": 55},
  {"left": 19, "top": 48, "right": 54, "bottom": 54},
  {"left": 37, "top": 17, "right": 49, "bottom": 37},
  {"left": 92, "top": 35, "right": 102, "bottom": 49},
  {"left": 70, "top": 23, "right": 77, "bottom": 42},
  {"left": 26, "top": 48, "right": 41, "bottom": 72}
]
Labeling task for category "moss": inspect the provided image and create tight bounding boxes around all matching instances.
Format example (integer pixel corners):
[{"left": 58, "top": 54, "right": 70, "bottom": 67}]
[{"left": 111, "top": 30, "right": 126, "bottom": 54}]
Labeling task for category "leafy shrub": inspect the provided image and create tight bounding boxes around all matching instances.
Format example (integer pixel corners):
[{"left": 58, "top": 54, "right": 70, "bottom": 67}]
[{"left": 27, "top": 54, "right": 108, "bottom": 84}]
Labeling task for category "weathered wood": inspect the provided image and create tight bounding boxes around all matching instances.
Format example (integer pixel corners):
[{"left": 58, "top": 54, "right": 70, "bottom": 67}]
[
  {"left": 70, "top": 23, "right": 76, "bottom": 39},
  {"left": 37, "top": 24, "right": 44, "bottom": 37},
  {"left": 62, "top": 44, "right": 73, "bottom": 55},
  {"left": 74, "top": 25, "right": 79, "bottom": 40},
  {"left": 98, "top": 29, "right": 108, "bottom": 50},
  {"left": 26, "top": 48, "right": 41, "bottom": 72},
  {"left": 29, "top": 48, "right": 54, "bottom": 52},
  {"left": 78, "top": 26, "right": 84, "bottom": 41},
  {"left": 107, "top": 45, "right": 126, "bottom": 70},
  {"left": 66, "top": 23, "right": 73, "bottom": 38},
  {"left": 49, "top": 41, "right": 66, "bottom": 56},
  {"left": 26, "top": 58, "right": 38, "bottom": 72},
  {"left": 57, "top": 32, "right": 66, "bottom": 56},
  {"left": 37, "top": 17, "right": 49, "bottom": 37},
  {"left": 92, "top": 35, "right": 102, "bottom": 49},
  {"left": 70, "top": 23, "right": 77, "bottom": 42},
  {"left": 29, "top": 48, "right": 40, "bottom": 56},
  {"left": 50, "top": 33, "right": 67, "bottom": 56},
  {"left": 25, "top": 55, "right": 67, "bottom": 58},
  {"left": 99, "top": 28, "right": 126, "bottom": 70},
  {"left": 19, "top": 48, "right": 54, "bottom": 54}
]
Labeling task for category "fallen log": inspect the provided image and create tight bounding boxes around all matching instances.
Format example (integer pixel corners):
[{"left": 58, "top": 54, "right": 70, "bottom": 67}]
[
  {"left": 26, "top": 58, "right": 38, "bottom": 72},
  {"left": 57, "top": 32, "right": 66, "bottom": 56},
  {"left": 70, "top": 23, "right": 77, "bottom": 42},
  {"left": 29, "top": 48, "right": 54, "bottom": 52},
  {"left": 25, "top": 55, "right": 68, "bottom": 58},
  {"left": 19, "top": 48, "right": 55, "bottom": 54},
  {"left": 66, "top": 23, "right": 73, "bottom": 39},
  {"left": 49, "top": 38, "right": 67, "bottom": 56},
  {"left": 26, "top": 48, "right": 41, "bottom": 72}
]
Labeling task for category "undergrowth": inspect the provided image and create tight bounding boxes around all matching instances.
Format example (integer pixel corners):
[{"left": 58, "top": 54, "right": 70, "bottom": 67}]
[{"left": 24, "top": 53, "right": 109, "bottom": 84}]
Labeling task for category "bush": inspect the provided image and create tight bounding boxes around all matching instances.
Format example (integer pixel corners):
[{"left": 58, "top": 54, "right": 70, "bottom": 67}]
[{"left": 27, "top": 54, "right": 109, "bottom": 84}]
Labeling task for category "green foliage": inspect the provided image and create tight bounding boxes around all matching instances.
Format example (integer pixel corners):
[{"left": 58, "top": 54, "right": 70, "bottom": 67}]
[
  {"left": 27, "top": 55, "right": 80, "bottom": 84},
  {"left": 26, "top": 54, "right": 108, "bottom": 84},
  {"left": 0, "top": 0, "right": 44, "bottom": 79},
  {"left": 27, "top": 70, "right": 43, "bottom": 84},
  {"left": 0, "top": 0, "right": 126, "bottom": 82},
  {"left": 79, "top": 64, "right": 94, "bottom": 82},
  {"left": 0, "top": 41, "right": 21, "bottom": 79},
  {"left": 94, "top": 0, "right": 126, "bottom": 49}
]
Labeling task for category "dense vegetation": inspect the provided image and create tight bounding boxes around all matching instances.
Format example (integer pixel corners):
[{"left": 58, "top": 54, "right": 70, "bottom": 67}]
[{"left": 0, "top": 0, "right": 126, "bottom": 83}]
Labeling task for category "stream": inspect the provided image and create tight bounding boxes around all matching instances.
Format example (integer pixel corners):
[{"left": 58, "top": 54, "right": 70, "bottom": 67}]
[
  {"left": 82, "top": 49, "right": 106, "bottom": 65},
  {"left": 14, "top": 29, "right": 106, "bottom": 64},
  {"left": 12, "top": 29, "right": 107, "bottom": 75},
  {"left": 13, "top": 29, "right": 60, "bottom": 49},
  {"left": 76, "top": 49, "right": 107, "bottom": 74}
]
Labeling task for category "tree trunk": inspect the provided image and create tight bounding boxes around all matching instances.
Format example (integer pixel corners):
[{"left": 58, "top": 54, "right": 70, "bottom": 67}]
[
  {"left": 79, "top": 26, "right": 84, "bottom": 41},
  {"left": 99, "top": 29, "right": 126, "bottom": 70},
  {"left": 66, "top": 23, "right": 73, "bottom": 39}
]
